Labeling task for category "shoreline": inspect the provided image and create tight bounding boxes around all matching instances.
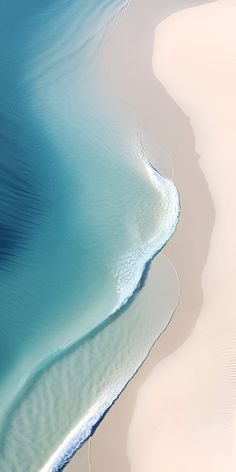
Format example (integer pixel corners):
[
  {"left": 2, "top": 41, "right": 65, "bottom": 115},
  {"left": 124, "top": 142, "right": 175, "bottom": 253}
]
[
  {"left": 85, "top": 0, "right": 215, "bottom": 471},
  {"left": 38, "top": 132, "right": 179, "bottom": 470},
  {"left": 65, "top": 251, "right": 180, "bottom": 472},
  {"left": 1, "top": 106, "right": 179, "bottom": 472},
  {"left": 79, "top": 1, "right": 236, "bottom": 471}
]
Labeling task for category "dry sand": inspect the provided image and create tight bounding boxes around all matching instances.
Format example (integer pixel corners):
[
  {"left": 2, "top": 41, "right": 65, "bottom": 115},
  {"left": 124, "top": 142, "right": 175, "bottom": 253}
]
[
  {"left": 129, "top": 2, "right": 236, "bottom": 470},
  {"left": 66, "top": 0, "right": 236, "bottom": 470}
]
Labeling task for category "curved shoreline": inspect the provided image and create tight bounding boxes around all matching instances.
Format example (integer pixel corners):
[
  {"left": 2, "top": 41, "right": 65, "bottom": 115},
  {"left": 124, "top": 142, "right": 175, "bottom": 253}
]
[
  {"left": 86, "top": 1, "right": 215, "bottom": 471},
  {"left": 0, "top": 1, "right": 181, "bottom": 470},
  {"left": 42, "top": 256, "right": 180, "bottom": 472},
  {"left": 1, "top": 154, "right": 179, "bottom": 471}
]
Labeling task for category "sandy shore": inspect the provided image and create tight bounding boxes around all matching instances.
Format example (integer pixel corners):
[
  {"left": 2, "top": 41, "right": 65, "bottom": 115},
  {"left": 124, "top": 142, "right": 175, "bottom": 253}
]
[
  {"left": 89, "top": 1, "right": 214, "bottom": 470},
  {"left": 65, "top": 441, "right": 91, "bottom": 471},
  {"left": 66, "top": 0, "right": 236, "bottom": 470},
  {"left": 135, "top": 2, "right": 236, "bottom": 469}
]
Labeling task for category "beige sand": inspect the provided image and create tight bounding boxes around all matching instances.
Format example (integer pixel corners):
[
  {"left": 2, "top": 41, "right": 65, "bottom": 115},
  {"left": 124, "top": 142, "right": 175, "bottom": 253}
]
[
  {"left": 65, "top": 441, "right": 90, "bottom": 471},
  {"left": 127, "top": 1, "right": 236, "bottom": 471},
  {"left": 65, "top": 0, "right": 236, "bottom": 470},
  {"left": 87, "top": 0, "right": 214, "bottom": 470}
]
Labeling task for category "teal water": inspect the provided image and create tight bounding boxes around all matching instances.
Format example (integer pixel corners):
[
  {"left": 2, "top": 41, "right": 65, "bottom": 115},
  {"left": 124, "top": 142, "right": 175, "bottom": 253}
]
[{"left": 0, "top": 0, "right": 179, "bottom": 470}]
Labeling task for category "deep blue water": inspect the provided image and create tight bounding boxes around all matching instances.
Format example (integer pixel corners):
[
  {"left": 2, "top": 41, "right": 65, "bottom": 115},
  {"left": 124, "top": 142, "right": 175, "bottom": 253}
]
[{"left": 0, "top": 0, "right": 179, "bottom": 470}]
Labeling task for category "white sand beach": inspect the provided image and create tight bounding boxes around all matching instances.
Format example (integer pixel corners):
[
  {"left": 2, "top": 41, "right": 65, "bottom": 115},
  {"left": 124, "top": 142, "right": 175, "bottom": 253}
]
[
  {"left": 128, "top": 3, "right": 236, "bottom": 470},
  {"left": 67, "top": 1, "right": 236, "bottom": 470}
]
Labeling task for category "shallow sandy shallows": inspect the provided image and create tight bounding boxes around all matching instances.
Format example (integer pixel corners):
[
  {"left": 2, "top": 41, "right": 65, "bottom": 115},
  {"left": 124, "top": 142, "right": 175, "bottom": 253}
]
[{"left": 128, "top": 1, "right": 236, "bottom": 471}]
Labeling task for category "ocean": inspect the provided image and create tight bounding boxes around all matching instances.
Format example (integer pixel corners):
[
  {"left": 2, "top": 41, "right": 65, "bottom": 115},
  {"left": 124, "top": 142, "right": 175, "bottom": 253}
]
[{"left": 0, "top": 0, "right": 179, "bottom": 470}]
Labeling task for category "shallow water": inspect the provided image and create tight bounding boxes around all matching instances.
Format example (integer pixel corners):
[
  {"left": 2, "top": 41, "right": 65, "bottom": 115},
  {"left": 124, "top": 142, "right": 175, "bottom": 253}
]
[{"left": 0, "top": 0, "right": 179, "bottom": 469}]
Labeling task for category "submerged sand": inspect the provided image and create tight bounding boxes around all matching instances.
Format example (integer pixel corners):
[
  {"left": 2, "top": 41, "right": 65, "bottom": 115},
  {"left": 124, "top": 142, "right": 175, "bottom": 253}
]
[{"left": 67, "top": 0, "right": 236, "bottom": 471}]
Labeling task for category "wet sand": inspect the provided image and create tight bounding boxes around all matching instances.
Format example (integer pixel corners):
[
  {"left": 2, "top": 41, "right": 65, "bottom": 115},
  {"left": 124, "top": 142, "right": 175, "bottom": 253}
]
[
  {"left": 65, "top": 442, "right": 91, "bottom": 471},
  {"left": 66, "top": 0, "right": 219, "bottom": 470}
]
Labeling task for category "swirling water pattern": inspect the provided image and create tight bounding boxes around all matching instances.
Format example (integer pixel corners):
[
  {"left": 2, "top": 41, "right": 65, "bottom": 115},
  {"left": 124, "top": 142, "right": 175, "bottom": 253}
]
[{"left": 0, "top": 0, "right": 179, "bottom": 470}]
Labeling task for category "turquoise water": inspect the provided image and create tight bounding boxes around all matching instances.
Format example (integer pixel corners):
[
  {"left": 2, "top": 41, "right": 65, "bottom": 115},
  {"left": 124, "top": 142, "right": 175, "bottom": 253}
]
[{"left": 0, "top": 0, "right": 179, "bottom": 470}]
